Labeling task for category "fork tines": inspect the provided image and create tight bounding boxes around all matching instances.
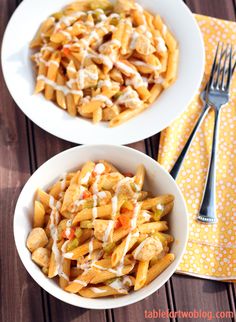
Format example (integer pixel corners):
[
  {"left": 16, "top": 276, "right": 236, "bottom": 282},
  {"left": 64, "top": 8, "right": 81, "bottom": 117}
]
[{"left": 208, "top": 42, "right": 233, "bottom": 92}]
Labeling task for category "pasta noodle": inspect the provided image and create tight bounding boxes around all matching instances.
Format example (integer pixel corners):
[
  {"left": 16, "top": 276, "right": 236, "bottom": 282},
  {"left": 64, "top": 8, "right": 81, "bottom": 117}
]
[
  {"left": 26, "top": 160, "right": 175, "bottom": 298},
  {"left": 31, "top": 0, "right": 178, "bottom": 127}
]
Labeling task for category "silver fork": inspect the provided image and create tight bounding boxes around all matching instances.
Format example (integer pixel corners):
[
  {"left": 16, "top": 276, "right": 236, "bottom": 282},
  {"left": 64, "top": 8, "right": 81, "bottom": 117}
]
[
  {"left": 170, "top": 44, "right": 235, "bottom": 180},
  {"left": 169, "top": 43, "right": 234, "bottom": 223},
  {"left": 196, "top": 43, "right": 233, "bottom": 223}
]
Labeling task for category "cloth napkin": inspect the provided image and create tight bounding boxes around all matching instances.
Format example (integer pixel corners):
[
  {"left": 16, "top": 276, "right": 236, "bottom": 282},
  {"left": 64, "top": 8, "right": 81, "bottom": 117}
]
[{"left": 158, "top": 14, "right": 236, "bottom": 281}]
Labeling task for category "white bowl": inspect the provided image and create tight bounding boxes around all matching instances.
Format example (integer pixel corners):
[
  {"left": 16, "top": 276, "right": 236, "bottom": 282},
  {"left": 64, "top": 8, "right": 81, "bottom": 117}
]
[
  {"left": 14, "top": 145, "right": 188, "bottom": 309},
  {"left": 2, "top": 0, "right": 204, "bottom": 145}
]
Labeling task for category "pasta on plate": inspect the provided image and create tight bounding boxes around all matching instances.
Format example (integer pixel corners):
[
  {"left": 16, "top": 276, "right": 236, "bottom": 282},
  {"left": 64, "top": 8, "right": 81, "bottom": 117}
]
[
  {"left": 26, "top": 160, "right": 175, "bottom": 298},
  {"left": 30, "top": 0, "right": 179, "bottom": 127}
]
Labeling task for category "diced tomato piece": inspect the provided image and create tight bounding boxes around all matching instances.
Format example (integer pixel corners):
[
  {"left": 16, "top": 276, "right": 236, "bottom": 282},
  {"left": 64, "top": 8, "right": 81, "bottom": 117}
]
[
  {"left": 123, "top": 172, "right": 133, "bottom": 177},
  {"left": 120, "top": 207, "right": 131, "bottom": 214},
  {"left": 62, "top": 227, "right": 75, "bottom": 240},
  {"left": 118, "top": 214, "right": 131, "bottom": 229},
  {"left": 62, "top": 47, "right": 71, "bottom": 56},
  {"left": 82, "top": 191, "right": 91, "bottom": 199},
  {"left": 114, "top": 220, "right": 122, "bottom": 229}
]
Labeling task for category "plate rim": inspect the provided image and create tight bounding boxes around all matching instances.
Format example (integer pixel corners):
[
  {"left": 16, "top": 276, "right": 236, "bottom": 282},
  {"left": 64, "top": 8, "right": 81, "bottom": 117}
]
[{"left": 1, "top": 0, "right": 205, "bottom": 145}]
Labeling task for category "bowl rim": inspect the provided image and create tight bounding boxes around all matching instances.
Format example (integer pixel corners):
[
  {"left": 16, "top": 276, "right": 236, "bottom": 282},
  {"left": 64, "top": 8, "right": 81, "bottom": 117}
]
[
  {"left": 2, "top": 0, "right": 205, "bottom": 145},
  {"left": 13, "top": 144, "right": 189, "bottom": 309}
]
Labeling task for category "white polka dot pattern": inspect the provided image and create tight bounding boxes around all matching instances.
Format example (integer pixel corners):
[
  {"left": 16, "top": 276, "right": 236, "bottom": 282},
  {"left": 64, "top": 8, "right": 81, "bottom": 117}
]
[{"left": 158, "top": 15, "right": 236, "bottom": 280}]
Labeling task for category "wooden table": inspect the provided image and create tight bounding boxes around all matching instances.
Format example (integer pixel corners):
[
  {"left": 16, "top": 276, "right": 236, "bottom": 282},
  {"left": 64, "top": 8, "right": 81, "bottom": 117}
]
[{"left": 1, "top": 0, "right": 236, "bottom": 321}]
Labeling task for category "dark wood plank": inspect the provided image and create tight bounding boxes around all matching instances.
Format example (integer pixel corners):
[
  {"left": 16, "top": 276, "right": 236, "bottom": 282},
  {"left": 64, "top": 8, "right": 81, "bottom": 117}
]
[
  {"left": 186, "top": 0, "right": 236, "bottom": 20},
  {"left": 49, "top": 300, "right": 107, "bottom": 322},
  {"left": 112, "top": 295, "right": 171, "bottom": 322},
  {"left": 0, "top": 1, "right": 46, "bottom": 322},
  {"left": 32, "top": 124, "right": 74, "bottom": 167}
]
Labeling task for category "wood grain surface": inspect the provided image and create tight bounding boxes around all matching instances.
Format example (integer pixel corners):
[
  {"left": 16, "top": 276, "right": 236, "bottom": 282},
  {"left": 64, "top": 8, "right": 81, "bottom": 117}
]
[{"left": 0, "top": 0, "right": 235, "bottom": 321}]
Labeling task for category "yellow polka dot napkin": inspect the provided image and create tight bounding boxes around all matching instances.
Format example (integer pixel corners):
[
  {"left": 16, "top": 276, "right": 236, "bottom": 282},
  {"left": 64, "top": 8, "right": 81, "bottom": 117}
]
[{"left": 158, "top": 15, "right": 236, "bottom": 281}]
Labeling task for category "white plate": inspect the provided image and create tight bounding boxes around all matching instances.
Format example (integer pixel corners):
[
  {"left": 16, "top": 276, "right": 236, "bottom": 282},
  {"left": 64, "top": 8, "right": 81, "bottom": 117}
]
[
  {"left": 2, "top": 0, "right": 204, "bottom": 145},
  {"left": 14, "top": 145, "right": 188, "bottom": 309}
]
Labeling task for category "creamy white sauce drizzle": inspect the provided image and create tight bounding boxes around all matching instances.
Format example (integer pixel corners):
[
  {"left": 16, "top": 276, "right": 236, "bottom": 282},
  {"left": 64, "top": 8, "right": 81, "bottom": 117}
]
[
  {"left": 61, "top": 240, "right": 70, "bottom": 253},
  {"left": 73, "top": 279, "right": 87, "bottom": 286},
  {"left": 108, "top": 279, "right": 127, "bottom": 293},
  {"left": 123, "top": 275, "right": 132, "bottom": 287},
  {"left": 97, "top": 79, "right": 112, "bottom": 88},
  {"left": 37, "top": 75, "right": 83, "bottom": 96},
  {"left": 90, "top": 287, "right": 107, "bottom": 294},
  {"left": 97, "top": 191, "right": 107, "bottom": 199},
  {"left": 41, "top": 45, "right": 54, "bottom": 52},
  {"left": 80, "top": 171, "right": 92, "bottom": 185},
  {"left": 162, "top": 24, "right": 167, "bottom": 36},
  {"left": 135, "top": 3, "right": 144, "bottom": 12},
  {"left": 103, "top": 220, "right": 114, "bottom": 244},
  {"left": 125, "top": 74, "right": 147, "bottom": 89},
  {"left": 91, "top": 163, "right": 106, "bottom": 225},
  {"left": 131, "top": 60, "right": 161, "bottom": 71},
  {"left": 110, "top": 39, "right": 121, "bottom": 47},
  {"left": 92, "top": 95, "right": 113, "bottom": 106},
  {"left": 60, "top": 172, "right": 67, "bottom": 190},
  {"left": 142, "top": 211, "right": 151, "bottom": 221},
  {"left": 130, "top": 203, "right": 140, "bottom": 230},
  {"left": 49, "top": 208, "right": 66, "bottom": 278},
  {"left": 116, "top": 87, "right": 142, "bottom": 107},
  {"left": 60, "top": 30, "right": 72, "bottom": 41},
  {"left": 67, "top": 66, "right": 77, "bottom": 74},
  {"left": 115, "top": 61, "right": 136, "bottom": 75},
  {"left": 92, "top": 263, "right": 121, "bottom": 276},
  {"left": 53, "top": 11, "right": 86, "bottom": 33},
  {"left": 156, "top": 36, "right": 167, "bottom": 52},
  {"left": 88, "top": 237, "right": 94, "bottom": 260},
  {"left": 154, "top": 76, "right": 165, "bottom": 84},
  {"left": 64, "top": 252, "right": 73, "bottom": 259},
  {"left": 94, "top": 163, "right": 105, "bottom": 175},
  {"left": 129, "top": 31, "right": 140, "bottom": 50},
  {"left": 156, "top": 204, "right": 164, "bottom": 211},
  {"left": 132, "top": 239, "right": 146, "bottom": 259},
  {"left": 92, "top": 195, "right": 98, "bottom": 221},
  {"left": 49, "top": 195, "right": 55, "bottom": 208},
  {"left": 111, "top": 196, "right": 118, "bottom": 220}
]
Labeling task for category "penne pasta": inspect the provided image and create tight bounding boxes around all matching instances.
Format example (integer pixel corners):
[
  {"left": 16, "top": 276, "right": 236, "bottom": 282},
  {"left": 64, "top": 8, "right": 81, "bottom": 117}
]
[
  {"left": 111, "top": 232, "right": 139, "bottom": 267},
  {"left": 145, "top": 253, "right": 175, "bottom": 285},
  {"left": 78, "top": 285, "right": 128, "bottom": 298},
  {"left": 31, "top": 0, "right": 178, "bottom": 126},
  {"left": 138, "top": 222, "right": 168, "bottom": 234},
  {"left": 134, "top": 260, "right": 149, "bottom": 290},
  {"left": 27, "top": 160, "right": 175, "bottom": 298},
  {"left": 109, "top": 104, "right": 148, "bottom": 127},
  {"left": 163, "top": 48, "right": 179, "bottom": 88},
  {"left": 65, "top": 269, "right": 96, "bottom": 293},
  {"left": 59, "top": 258, "right": 71, "bottom": 289},
  {"left": 33, "top": 201, "right": 45, "bottom": 228},
  {"left": 141, "top": 195, "right": 174, "bottom": 210},
  {"left": 64, "top": 238, "right": 102, "bottom": 259},
  {"left": 45, "top": 51, "right": 61, "bottom": 100},
  {"left": 72, "top": 204, "right": 112, "bottom": 224}
]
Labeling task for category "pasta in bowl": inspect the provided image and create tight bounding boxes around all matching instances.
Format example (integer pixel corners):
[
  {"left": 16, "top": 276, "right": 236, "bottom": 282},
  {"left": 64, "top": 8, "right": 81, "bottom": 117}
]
[
  {"left": 26, "top": 161, "right": 175, "bottom": 297},
  {"left": 14, "top": 145, "right": 188, "bottom": 308},
  {"left": 31, "top": 0, "right": 178, "bottom": 126}
]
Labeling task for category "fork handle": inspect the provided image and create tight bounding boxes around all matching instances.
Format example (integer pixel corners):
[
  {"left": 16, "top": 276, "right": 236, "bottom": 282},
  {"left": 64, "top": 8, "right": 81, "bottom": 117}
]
[
  {"left": 197, "top": 108, "right": 220, "bottom": 224},
  {"left": 170, "top": 103, "right": 210, "bottom": 179}
]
